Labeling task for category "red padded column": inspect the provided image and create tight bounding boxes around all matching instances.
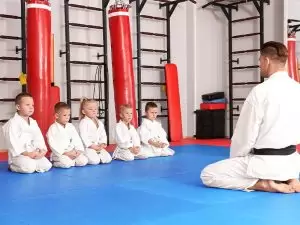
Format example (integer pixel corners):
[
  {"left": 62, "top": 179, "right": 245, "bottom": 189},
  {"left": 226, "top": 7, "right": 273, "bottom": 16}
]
[
  {"left": 108, "top": 4, "right": 138, "bottom": 127},
  {"left": 26, "top": 0, "right": 51, "bottom": 135}
]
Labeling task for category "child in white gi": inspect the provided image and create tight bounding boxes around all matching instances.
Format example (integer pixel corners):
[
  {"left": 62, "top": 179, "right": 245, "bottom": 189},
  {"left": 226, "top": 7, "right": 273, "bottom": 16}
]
[
  {"left": 78, "top": 98, "right": 112, "bottom": 164},
  {"left": 46, "top": 102, "right": 88, "bottom": 168},
  {"left": 2, "top": 92, "right": 52, "bottom": 173},
  {"left": 112, "top": 104, "right": 149, "bottom": 161},
  {"left": 138, "top": 102, "right": 175, "bottom": 157}
]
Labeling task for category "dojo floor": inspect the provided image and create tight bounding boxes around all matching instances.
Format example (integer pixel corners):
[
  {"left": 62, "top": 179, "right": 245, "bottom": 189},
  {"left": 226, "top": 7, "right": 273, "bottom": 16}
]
[{"left": 0, "top": 144, "right": 299, "bottom": 225}]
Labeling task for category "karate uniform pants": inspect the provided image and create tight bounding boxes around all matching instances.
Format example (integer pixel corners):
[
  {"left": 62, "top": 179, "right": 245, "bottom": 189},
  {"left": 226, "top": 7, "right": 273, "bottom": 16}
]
[
  {"left": 112, "top": 147, "right": 150, "bottom": 161},
  {"left": 84, "top": 148, "right": 112, "bottom": 164},
  {"left": 10, "top": 155, "right": 52, "bottom": 173},
  {"left": 143, "top": 145, "right": 175, "bottom": 157},
  {"left": 200, "top": 156, "right": 259, "bottom": 191},
  {"left": 201, "top": 153, "right": 300, "bottom": 191},
  {"left": 51, "top": 153, "right": 88, "bottom": 168}
]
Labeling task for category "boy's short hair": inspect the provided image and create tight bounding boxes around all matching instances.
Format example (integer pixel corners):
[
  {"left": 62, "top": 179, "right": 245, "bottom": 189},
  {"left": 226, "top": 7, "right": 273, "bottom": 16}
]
[
  {"left": 15, "top": 92, "right": 33, "bottom": 105},
  {"left": 120, "top": 104, "right": 132, "bottom": 113},
  {"left": 54, "top": 102, "right": 70, "bottom": 113},
  {"left": 145, "top": 102, "right": 158, "bottom": 112}
]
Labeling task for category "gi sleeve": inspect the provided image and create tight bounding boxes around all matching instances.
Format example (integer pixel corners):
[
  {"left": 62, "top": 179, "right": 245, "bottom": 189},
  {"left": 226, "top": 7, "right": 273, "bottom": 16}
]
[
  {"left": 46, "top": 124, "right": 66, "bottom": 155},
  {"left": 32, "top": 120, "right": 47, "bottom": 150},
  {"left": 132, "top": 128, "right": 141, "bottom": 147},
  {"left": 230, "top": 89, "right": 263, "bottom": 158},
  {"left": 98, "top": 121, "right": 107, "bottom": 144},
  {"left": 157, "top": 124, "right": 169, "bottom": 147},
  {"left": 113, "top": 125, "right": 133, "bottom": 149},
  {"left": 138, "top": 125, "right": 152, "bottom": 145},
  {"left": 2, "top": 121, "right": 25, "bottom": 157},
  {"left": 69, "top": 124, "right": 84, "bottom": 152},
  {"left": 78, "top": 119, "right": 93, "bottom": 148}
]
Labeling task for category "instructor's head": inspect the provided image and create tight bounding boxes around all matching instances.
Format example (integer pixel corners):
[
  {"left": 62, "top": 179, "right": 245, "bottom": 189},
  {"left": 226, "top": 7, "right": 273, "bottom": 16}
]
[{"left": 259, "top": 41, "right": 288, "bottom": 78}]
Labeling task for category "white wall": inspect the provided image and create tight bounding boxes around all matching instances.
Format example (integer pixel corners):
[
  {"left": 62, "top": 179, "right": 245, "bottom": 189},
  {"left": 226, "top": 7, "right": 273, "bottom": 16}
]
[
  {"left": 0, "top": 0, "right": 23, "bottom": 121},
  {"left": 190, "top": 0, "right": 284, "bottom": 137},
  {"left": 130, "top": 0, "right": 187, "bottom": 136},
  {"left": 0, "top": 0, "right": 188, "bottom": 146},
  {"left": 0, "top": 0, "right": 286, "bottom": 148}
]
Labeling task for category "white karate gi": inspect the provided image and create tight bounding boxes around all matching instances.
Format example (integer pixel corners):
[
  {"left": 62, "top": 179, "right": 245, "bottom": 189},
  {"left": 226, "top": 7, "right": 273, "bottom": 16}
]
[
  {"left": 46, "top": 122, "right": 88, "bottom": 168},
  {"left": 2, "top": 113, "right": 52, "bottom": 173},
  {"left": 138, "top": 118, "right": 175, "bottom": 157},
  {"left": 113, "top": 121, "right": 150, "bottom": 161},
  {"left": 201, "top": 71, "right": 300, "bottom": 191},
  {"left": 79, "top": 116, "right": 112, "bottom": 164}
]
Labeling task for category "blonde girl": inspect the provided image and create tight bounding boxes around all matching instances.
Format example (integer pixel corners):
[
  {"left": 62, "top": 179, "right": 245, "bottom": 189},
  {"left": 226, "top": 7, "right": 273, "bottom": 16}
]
[{"left": 78, "top": 98, "right": 112, "bottom": 164}]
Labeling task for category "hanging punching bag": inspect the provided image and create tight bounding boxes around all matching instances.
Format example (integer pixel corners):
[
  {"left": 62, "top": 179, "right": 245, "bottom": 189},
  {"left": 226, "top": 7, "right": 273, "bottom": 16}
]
[
  {"left": 108, "top": 2, "right": 138, "bottom": 127},
  {"left": 26, "top": 0, "right": 51, "bottom": 135},
  {"left": 287, "top": 34, "right": 299, "bottom": 82}
]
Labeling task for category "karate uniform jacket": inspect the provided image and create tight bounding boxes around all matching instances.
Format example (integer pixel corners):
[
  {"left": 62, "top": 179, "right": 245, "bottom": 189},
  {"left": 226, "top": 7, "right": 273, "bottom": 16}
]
[
  {"left": 230, "top": 71, "right": 300, "bottom": 180},
  {"left": 46, "top": 122, "right": 84, "bottom": 157},
  {"left": 2, "top": 113, "right": 47, "bottom": 163},
  {"left": 113, "top": 121, "right": 141, "bottom": 150},
  {"left": 78, "top": 116, "right": 107, "bottom": 148},
  {"left": 138, "top": 118, "right": 169, "bottom": 147}
]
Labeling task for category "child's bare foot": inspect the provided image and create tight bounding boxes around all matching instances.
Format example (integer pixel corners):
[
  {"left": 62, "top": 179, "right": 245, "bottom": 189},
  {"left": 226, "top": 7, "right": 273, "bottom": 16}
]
[
  {"left": 287, "top": 179, "right": 300, "bottom": 192},
  {"left": 249, "top": 179, "right": 295, "bottom": 193}
]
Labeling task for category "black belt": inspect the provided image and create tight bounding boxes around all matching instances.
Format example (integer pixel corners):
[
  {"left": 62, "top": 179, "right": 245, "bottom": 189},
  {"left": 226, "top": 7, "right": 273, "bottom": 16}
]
[{"left": 252, "top": 145, "right": 296, "bottom": 156}]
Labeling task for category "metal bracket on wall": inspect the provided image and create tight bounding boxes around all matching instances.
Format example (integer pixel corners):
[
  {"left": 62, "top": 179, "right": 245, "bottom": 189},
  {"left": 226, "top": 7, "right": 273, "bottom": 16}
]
[
  {"left": 202, "top": 0, "right": 269, "bottom": 137},
  {"left": 60, "top": 0, "right": 110, "bottom": 142}
]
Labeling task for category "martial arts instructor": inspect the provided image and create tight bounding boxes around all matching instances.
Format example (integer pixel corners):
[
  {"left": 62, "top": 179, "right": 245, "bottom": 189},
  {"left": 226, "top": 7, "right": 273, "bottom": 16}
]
[{"left": 201, "top": 41, "right": 300, "bottom": 193}]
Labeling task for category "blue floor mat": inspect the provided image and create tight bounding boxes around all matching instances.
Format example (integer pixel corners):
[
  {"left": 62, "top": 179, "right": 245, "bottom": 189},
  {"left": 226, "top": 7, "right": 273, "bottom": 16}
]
[{"left": 0, "top": 144, "right": 299, "bottom": 225}]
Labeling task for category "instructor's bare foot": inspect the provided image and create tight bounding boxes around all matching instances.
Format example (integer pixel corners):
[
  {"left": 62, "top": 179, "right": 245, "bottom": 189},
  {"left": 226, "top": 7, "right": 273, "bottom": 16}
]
[
  {"left": 249, "top": 180, "right": 295, "bottom": 193},
  {"left": 267, "top": 180, "right": 295, "bottom": 193},
  {"left": 287, "top": 179, "right": 300, "bottom": 193}
]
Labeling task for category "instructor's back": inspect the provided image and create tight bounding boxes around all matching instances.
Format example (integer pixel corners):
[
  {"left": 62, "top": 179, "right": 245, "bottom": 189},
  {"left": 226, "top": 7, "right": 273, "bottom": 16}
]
[{"left": 200, "top": 41, "right": 300, "bottom": 193}]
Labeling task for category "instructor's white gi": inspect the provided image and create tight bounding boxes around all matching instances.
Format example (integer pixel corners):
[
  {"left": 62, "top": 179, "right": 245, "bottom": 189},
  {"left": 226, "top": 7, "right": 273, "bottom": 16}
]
[
  {"left": 138, "top": 118, "right": 175, "bottom": 157},
  {"left": 79, "top": 116, "right": 112, "bottom": 164},
  {"left": 47, "top": 122, "right": 88, "bottom": 168},
  {"left": 201, "top": 71, "right": 300, "bottom": 190},
  {"left": 2, "top": 113, "right": 52, "bottom": 173}
]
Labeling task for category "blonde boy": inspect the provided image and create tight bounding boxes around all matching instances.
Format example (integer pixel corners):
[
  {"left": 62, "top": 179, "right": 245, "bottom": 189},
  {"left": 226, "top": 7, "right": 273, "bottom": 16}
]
[{"left": 112, "top": 104, "right": 150, "bottom": 161}]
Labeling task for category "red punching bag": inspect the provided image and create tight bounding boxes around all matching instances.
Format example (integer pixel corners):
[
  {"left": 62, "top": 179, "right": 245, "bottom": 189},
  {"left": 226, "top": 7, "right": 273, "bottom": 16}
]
[
  {"left": 108, "top": 3, "right": 138, "bottom": 127},
  {"left": 26, "top": 0, "right": 51, "bottom": 135},
  {"left": 287, "top": 34, "right": 299, "bottom": 82}
]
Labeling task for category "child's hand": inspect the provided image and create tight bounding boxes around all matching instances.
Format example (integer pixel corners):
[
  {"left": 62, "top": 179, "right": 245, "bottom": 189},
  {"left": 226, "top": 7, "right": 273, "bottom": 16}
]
[
  {"left": 90, "top": 144, "right": 101, "bottom": 151},
  {"left": 149, "top": 139, "right": 161, "bottom": 148},
  {"left": 160, "top": 143, "right": 168, "bottom": 148},
  {"left": 99, "top": 143, "right": 107, "bottom": 149},
  {"left": 129, "top": 147, "right": 134, "bottom": 154},
  {"left": 40, "top": 149, "right": 47, "bottom": 157},
  {"left": 152, "top": 141, "right": 162, "bottom": 148},
  {"left": 34, "top": 149, "right": 46, "bottom": 159},
  {"left": 64, "top": 150, "right": 77, "bottom": 160},
  {"left": 132, "top": 146, "right": 140, "bottom": 155},
  {"left": 22, "top": 151, "right": 37, "bottom": 159},
  {"left": 155, "top": 142, "right": 163, "bottom": 148},
  {"left": 37, "top": 149, "right": 47, "bottom": 158},
  {"left": 129, "top": 147, "right": 139, "bottom": 155},
  {"left": 74, "top": 150, "right": 81, "bottom": 158}
]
